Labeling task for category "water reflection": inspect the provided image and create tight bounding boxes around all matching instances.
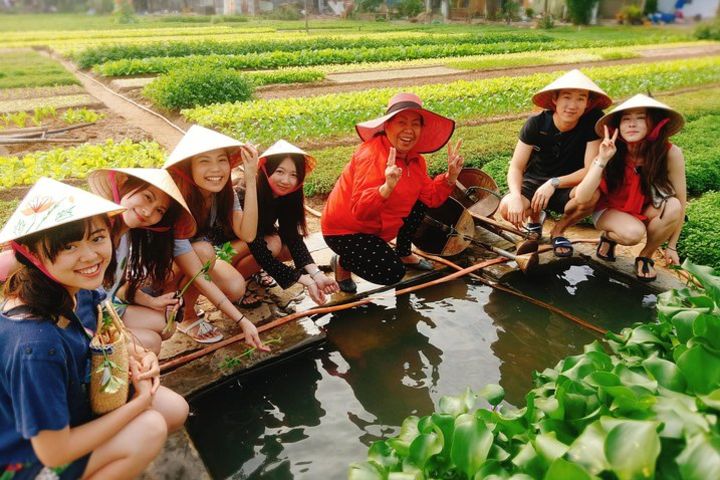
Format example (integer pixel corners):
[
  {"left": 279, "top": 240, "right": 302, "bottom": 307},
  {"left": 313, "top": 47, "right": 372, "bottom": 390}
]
[
  {"left": 322, "top": 296, "right": 441, "bottom": 442},
  {"left": 187, "top": 262, "right": 657, "bottom": 479}
]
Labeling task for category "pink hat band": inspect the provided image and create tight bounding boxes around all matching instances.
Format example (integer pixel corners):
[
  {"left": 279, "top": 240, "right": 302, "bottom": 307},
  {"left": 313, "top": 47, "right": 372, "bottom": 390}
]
[{"left": 386, "top": 100, "right": 423, "bottom": 115}]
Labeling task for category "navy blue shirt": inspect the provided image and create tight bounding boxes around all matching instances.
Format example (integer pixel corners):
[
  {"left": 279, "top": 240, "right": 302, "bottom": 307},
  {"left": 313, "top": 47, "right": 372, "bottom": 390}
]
[
  {"left": 0, "top": 289, "right": 101, "bottom": 465},
  {"left": 519, "top": 108, "right": 603, "bottom": 181}
]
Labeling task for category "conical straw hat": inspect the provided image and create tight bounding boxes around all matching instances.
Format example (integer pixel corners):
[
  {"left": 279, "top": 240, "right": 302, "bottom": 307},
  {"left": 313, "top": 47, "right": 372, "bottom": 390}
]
[
  {"left": 532, "top": 69, "right": 612, "bottom": 111},
  {"left": 595, "top": 94, "right": 684, "bottom": 138},
  {"left": 88, "top": 168, "right": 197, "bottom": 239},
  {"left": 355, "top": 92, "right": 455, "bottom": 154},
  {"left": 163, "top": 125, "right": 245, "bottom": 170},
  {"left": 258, "top": 139, "right": 317, "bottom": 175},
  {"left": 0, "top": 177, "right": 125, "bottom": 244}
]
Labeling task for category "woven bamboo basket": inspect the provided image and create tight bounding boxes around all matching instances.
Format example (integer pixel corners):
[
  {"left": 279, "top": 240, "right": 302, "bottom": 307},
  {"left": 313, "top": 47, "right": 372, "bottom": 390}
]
[{"left": 89, "top": 301, "right": 129, "bottom": 415}]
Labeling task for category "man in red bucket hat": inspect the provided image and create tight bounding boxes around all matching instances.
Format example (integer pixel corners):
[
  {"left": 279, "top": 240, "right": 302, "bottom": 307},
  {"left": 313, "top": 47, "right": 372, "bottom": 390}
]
[
  {"left": 322, "top": 92, "right": 464, "bottom": 293},
  {"left": 498, "top": 69, "right": 612, "bottom": 257}
]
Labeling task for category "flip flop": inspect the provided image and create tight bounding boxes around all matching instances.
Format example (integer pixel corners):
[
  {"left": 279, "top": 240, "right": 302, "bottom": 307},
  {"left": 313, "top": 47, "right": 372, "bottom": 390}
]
[
  {"left": 237, "top": 291, "right": 263, "bottom": 309},
  {"left": 634, "top": 256, "right": 657, "bottom": 282},
  {"left": 251, "top": 270, "right": 277, "bottom": 289},
  {"left": 523, "top": 210, "right": 547, "bottom": 240},
  {"left": 596, "top": 235, "right": 617, "bottom": 262},
  {"left": 551, "top": 236, "right": 574, "bottom": 258},
  {"left": 177, "top": 318, "right": 223, "bottom": 344}
]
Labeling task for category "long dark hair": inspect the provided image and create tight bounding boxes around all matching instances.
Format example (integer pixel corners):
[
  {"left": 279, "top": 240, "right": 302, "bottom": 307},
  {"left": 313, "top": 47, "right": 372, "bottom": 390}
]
[
  {"left": 257, "top": 153, "right": 308, "bottom": 238},
  {"left": 170, "top": 156, "right": 235, "bottom": 241},
  {"left": 604, "top": 108, "right": 672, "bottom": 197},
  {"left": 114, "top": 177, "right": 180, "bottom": 302},
  {"left": 4, "top": 215, "right": 115, "bottom": 322}
]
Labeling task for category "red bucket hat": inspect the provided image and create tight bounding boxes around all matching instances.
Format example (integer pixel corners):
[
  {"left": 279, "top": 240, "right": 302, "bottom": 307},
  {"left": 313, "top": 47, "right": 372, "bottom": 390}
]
[{"left": 355, "top": 93, "right": 455, "bottom": 154}]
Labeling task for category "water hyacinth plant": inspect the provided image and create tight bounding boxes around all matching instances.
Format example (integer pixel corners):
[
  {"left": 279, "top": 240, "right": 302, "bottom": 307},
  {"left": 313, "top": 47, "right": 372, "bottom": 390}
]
[{"left": 349, "top": 260, "right": 720, "bottom": 479}]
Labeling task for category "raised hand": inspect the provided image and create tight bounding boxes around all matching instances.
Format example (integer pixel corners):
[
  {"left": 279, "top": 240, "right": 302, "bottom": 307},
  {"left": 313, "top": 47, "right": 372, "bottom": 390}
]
[
  {"left": 598, "top": 125, "right": 619, "bottom": 163},
  {"left": 446, "top": 139, "right": 464, "bottom": 184},
  {"left": 240, "top": 143, "right": 259, "bottom": 177},
  {"left": 384, "top": 147, "right": 403, "bottom": 190}
]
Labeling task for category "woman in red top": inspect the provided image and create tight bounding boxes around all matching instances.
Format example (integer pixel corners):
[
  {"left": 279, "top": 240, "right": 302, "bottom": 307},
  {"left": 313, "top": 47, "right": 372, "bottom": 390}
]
[
  {"left": 322, "top": 93, "right": 464, "bottom": 292},
  {"left": 574, "top": 94, "right": 686, "bottom": 282}
]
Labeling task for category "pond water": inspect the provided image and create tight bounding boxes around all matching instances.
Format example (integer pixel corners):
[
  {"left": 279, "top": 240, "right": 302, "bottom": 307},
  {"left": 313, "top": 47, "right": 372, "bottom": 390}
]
[{"left": 187, "top": 258, "right": 658, "bottom": 479}]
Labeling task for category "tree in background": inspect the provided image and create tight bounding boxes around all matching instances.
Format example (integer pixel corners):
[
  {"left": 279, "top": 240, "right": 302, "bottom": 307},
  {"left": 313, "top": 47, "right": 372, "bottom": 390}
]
[
  {"left": 566, "top": 0, "right": 597, "bottom": 24},
  {"left": 114, "top": 0, "right": 137, "bottom": 22}
]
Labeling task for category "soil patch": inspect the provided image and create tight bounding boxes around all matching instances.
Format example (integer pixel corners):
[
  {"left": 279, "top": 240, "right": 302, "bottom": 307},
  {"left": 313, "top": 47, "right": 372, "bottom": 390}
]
[{"left": 1, "top": 106, "right": 151, "bottom": 157}]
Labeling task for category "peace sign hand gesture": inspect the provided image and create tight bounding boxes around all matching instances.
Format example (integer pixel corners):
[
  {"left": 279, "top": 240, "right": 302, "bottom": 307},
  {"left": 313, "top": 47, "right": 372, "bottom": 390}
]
[
  {"left": 446, "top": 139, "right": 464, "bottom": 184},
  {"left": 384, "top": 147, "right": 403, "bottom": 190},
  {"left": 598, "top": 125, "right": 619, "bottom": 164}
]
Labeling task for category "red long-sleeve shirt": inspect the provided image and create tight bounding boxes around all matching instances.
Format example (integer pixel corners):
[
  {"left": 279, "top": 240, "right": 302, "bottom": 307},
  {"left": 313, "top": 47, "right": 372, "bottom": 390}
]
[{"left": 322, "top": 135, "right": 454, "bottom": 241}]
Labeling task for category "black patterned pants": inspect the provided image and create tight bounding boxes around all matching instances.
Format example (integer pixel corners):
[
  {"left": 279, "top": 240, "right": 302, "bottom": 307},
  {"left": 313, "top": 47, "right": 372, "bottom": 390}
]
[{"left": 324, "top": 201, "right": 427, "bottom": 285}]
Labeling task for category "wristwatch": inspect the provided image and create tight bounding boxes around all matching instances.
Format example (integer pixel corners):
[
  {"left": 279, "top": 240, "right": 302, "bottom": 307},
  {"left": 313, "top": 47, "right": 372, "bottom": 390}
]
[{"left": 550, "top": 177, "right": 560, "bottom": 188}]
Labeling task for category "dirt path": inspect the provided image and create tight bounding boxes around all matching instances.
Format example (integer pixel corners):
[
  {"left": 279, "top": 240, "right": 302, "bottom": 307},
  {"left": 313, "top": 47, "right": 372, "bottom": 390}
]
[
  {"left": 257, "top": 44, "right": 720, "bottom": 100},
  {"left": 50, "top": 53, "right": 187, "bottom": 151}
]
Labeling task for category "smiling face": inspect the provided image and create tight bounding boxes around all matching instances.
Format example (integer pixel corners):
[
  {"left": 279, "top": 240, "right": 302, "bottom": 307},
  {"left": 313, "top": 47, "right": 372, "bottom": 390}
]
[
  {"left": 385, "top": 110, "right": 423, "bottom": 153},
  {"left": 190, "top": 148, "right": 231, "bottom": 193},
  {"left": 268, "top": 157, "right": 299, "bottom": 196},
  {"left": 552, "top": 89, "right": 590, "bottom": 124},
  {"left": 618, "top": 108, "right": 649, "bottom": 143},
  {"left": 39, "top": 216, "right": 113, "bottom": 295},
  {"left": 120, "top": 185, "right": 171, "bottom": 229}
]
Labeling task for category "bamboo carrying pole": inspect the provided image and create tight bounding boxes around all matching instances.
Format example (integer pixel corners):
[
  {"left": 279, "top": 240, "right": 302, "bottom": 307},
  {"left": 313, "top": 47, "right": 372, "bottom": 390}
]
[{"left": 412, "top": 246, "right": 608, "bottom": 335}]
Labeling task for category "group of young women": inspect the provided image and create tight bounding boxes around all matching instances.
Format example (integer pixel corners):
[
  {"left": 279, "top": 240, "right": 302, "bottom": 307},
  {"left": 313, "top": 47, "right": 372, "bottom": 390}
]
[{"left": 0, "top": 76, "right": 688, "bottom": 477}]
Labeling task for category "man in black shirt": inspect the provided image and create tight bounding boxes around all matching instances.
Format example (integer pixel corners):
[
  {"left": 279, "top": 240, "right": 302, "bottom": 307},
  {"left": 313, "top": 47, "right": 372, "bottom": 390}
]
[{"left": 498, "top": 69, "right": 612, "bottom": 257}]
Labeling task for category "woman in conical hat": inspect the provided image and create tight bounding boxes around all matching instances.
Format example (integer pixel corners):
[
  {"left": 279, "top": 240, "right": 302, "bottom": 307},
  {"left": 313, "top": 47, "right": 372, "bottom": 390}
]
[
  {"left": 322, "top": 92, "right": 464, "bottom": 292},
  {"left": 0, "top": 178, "right": 187, "bottom": 479},
  {"left": 575, "top": 94, "right": 686, "bottom": 282},
  {"left": 236, "top": 140, "right": 339, "bottom": 305},
  {"left": 88, "top": 167, "right": 197, "bottom": 355},
  {"left": 164, "top": 125, "right": 267, "bottom": 348}
]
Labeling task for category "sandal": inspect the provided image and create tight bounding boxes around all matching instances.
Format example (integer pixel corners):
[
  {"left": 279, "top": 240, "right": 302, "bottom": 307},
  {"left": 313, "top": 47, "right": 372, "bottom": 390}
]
[
  {"left": 523, "top": 211, "right": 547, "bottom": 240},
  {"left": 177, "top": 318, "right": 223, "bottom": 344},
  {"left": 551, "top": 236, "right": 574, "bottom": 258},
  {"left": 237, "top": 291, "right": 263, "bottom": 309},
  {"left": 251, "top": 270, "right": 277, "bottom": 288},
  {"left": 330, "top": 254, "right": 357, "bottom": 293},
  {"left": 596, "top": 235, "right": 617, "bottom": 262},
  {"left": 634, "top": 256, "right": 657, "bottom": 282}
]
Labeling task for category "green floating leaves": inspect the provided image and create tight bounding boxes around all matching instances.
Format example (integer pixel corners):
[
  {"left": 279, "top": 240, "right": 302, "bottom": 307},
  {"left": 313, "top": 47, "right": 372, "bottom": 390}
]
[
  {"left": 352, "top": 260, "right": 720, "bottom": 479},
  {"left": 676, "top": 435, "right": 720, "bottom": 480},
  {"left": 451, "top": 414, "right": 493, "bottom": 479},
  {"left": 604, "top": 420, "right": 661, "bottom": 480}
]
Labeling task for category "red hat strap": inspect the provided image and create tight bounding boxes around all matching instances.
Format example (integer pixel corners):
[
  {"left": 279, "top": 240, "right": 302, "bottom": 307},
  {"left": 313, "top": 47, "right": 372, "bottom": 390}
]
[
  {"left": 647, "top": 118, "right": 670, "bottom": 142},
  {"left": 10, "top": 240, "right": 61, "bottom": 283}
]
